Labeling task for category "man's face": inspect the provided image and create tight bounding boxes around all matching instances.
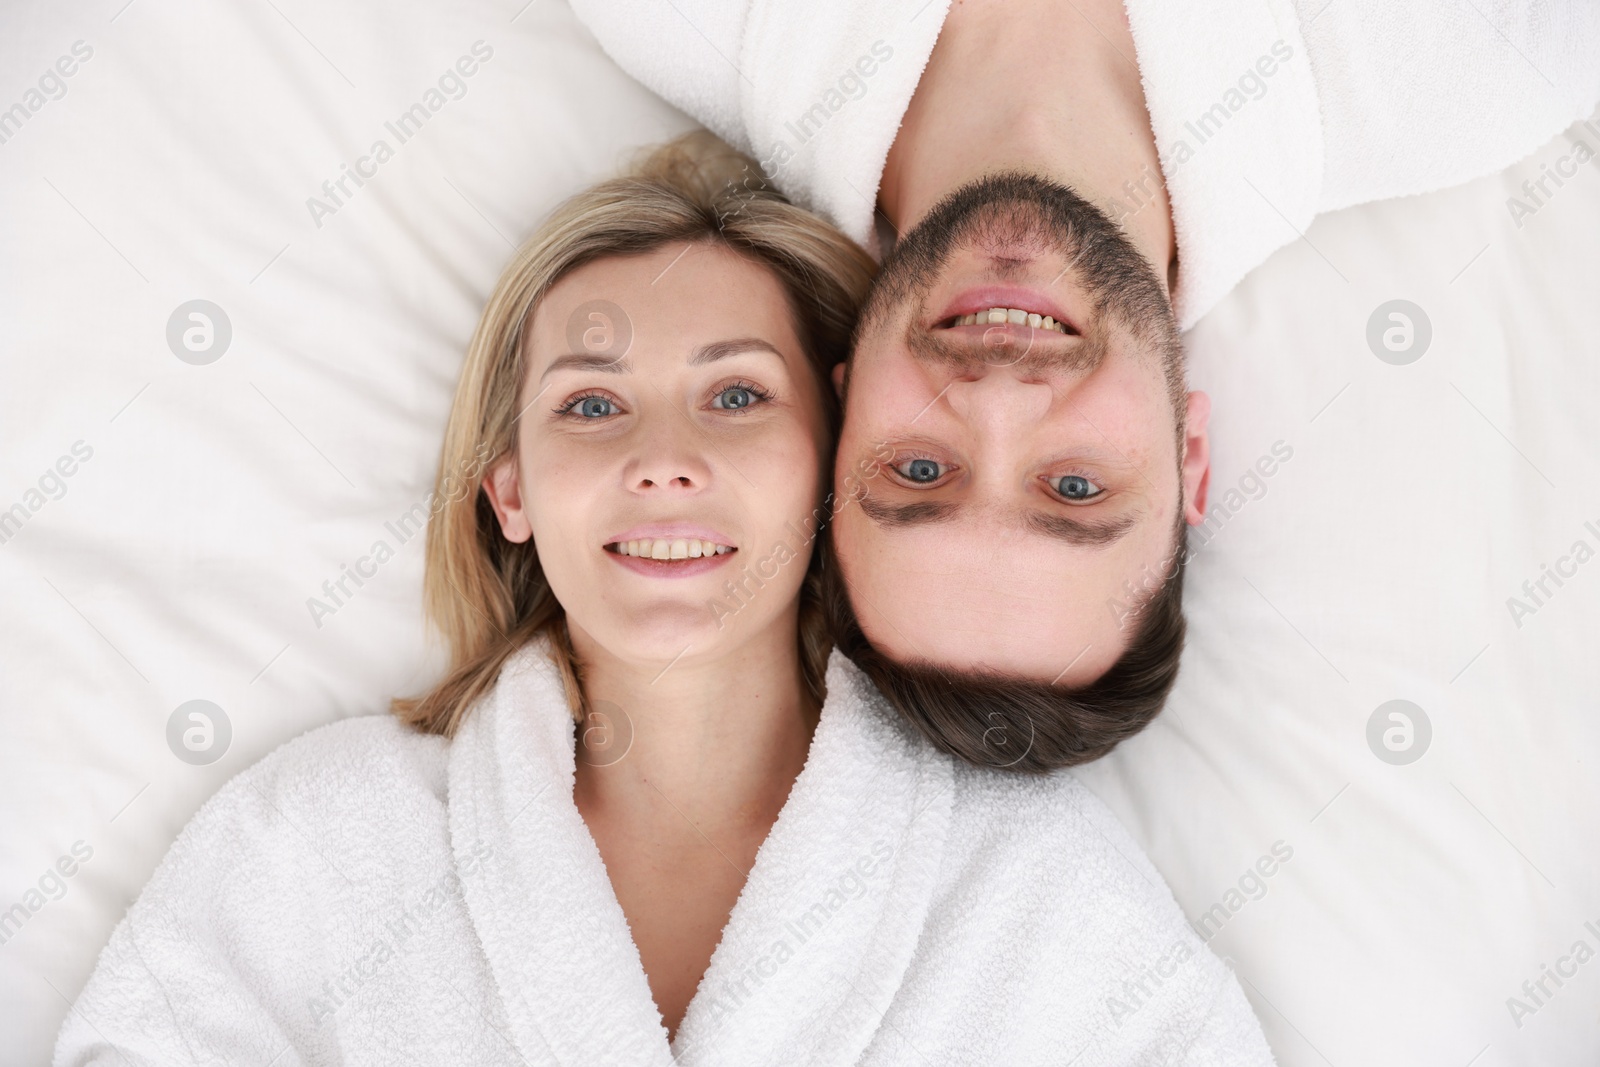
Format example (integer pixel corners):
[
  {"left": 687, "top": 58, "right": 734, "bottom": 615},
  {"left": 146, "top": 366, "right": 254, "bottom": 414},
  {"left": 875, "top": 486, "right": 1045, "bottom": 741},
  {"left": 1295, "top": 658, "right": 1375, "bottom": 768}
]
[{"left": 832, "top": 174, "right": 1210, "bottom": 685}]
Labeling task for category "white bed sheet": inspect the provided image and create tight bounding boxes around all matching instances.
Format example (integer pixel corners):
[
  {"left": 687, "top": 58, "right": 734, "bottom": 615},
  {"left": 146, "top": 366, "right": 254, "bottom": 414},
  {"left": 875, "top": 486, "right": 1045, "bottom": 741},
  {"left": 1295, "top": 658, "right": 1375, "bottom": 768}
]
[
  {"left": 1076, "top": 125, "right": 1600, "bottom": 1065},
  {"left": 0, "top": 1, "right": 1595, "bottom": 1064}
]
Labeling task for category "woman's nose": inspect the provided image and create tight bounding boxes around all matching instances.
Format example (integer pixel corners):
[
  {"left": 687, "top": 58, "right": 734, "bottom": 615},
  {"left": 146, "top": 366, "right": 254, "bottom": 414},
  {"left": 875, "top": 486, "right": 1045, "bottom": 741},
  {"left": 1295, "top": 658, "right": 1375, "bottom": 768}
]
[
  {"left": 627, "top": 428, "right": 712, "bottom": 493},
  {"left": 634, "top": 467, "right": 700, "bottom": 491}
]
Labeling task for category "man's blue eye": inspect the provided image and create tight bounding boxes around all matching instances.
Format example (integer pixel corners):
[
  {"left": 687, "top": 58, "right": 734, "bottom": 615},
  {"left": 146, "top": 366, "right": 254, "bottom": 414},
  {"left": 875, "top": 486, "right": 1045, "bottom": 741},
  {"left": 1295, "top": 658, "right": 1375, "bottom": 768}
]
[
  {"left": 578, "top": 397, "right": 613, "bottom": 418},
  {"left": 900, "top": 459, "right": 944, "bottom": 483},
  {"left": 1056, "top": 474, "right": 1102, "bottom": 500},
  {"left": 714, "top": 386, "right": 755, "bottom": 409}
]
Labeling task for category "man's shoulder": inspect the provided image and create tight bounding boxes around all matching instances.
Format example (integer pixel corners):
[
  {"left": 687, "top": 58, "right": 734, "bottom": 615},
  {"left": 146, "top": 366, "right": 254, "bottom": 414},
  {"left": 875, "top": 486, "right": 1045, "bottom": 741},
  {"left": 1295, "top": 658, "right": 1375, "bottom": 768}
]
[
  {"left": 944, "top": 763, "right": 1192, "bottom": 927},
  {"left": 936, "top": 765, "right": 1256, "bottom": 1046},
  {"left": 949, "top": 763, "right": 1140, "bottom": 852}
]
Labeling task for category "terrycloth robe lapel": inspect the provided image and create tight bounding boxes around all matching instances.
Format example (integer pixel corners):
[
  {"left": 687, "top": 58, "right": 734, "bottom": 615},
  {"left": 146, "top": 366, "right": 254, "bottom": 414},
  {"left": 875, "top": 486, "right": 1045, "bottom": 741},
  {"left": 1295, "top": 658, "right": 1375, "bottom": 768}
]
[
  {"left": 668, "top": 651, "right": 953, "bottom": 1065},
  {"left": 448, "top": 644, "right": 677, "bottom": 1066},
  {"left": 448, "top": 642, "right": 954, "bottom": 1066}
]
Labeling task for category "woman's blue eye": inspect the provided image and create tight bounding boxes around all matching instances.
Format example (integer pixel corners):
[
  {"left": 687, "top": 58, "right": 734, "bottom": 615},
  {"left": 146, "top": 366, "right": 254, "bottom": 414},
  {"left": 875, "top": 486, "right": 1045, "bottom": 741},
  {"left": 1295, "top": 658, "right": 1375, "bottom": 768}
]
[
  {"left": 714, "top": 386, "right": 756, "bottom": 410},
  {"left": 1055, "top": 474, "right": 1102, "bottom": 500},
  {"left": 898, "top": 458, "right": 945, "bottom": 483},
  {"left": 577, "top": 396, "right": 613, "bottom": 418}
]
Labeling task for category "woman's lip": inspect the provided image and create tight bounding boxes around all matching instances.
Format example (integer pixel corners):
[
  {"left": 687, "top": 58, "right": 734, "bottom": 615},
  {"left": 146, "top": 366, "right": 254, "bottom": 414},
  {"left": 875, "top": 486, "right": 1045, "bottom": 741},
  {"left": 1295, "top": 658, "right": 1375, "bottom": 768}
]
[
  {"left": 606, "top": 550, "right": 736, "bottom": 579},
  {"left": 604, "top": 523, "right": 734, "bottom": 547},
  {"left": 934, "top": 286, "right": 1076, "bottom": 333}
]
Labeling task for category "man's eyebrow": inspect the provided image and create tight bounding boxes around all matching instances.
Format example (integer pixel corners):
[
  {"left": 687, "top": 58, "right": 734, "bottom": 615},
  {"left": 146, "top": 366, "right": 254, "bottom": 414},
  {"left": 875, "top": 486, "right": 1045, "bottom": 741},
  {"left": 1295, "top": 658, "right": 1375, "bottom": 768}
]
[
  {"left": 690, "top": 338, "right": 784, "bottom": 365},
  {"left": 1025, "top": 510, "right": 1138, "bottom": 546},
  {"left": 858, "top": 496, "right": 959, "bottom": 526},
  {"left": 859, "top": 493, "right": 1138, "bottom": 547},
  {"left": 539, "top": 354, "right": 632, "bottom": 382}
]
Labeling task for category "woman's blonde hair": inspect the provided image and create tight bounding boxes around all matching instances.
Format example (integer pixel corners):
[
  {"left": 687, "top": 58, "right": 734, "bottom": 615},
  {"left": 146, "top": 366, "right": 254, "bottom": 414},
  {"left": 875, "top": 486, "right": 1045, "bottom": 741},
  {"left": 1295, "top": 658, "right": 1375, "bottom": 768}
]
[{"left": 390, "top": 131, "right": 877, "bottom": 737}]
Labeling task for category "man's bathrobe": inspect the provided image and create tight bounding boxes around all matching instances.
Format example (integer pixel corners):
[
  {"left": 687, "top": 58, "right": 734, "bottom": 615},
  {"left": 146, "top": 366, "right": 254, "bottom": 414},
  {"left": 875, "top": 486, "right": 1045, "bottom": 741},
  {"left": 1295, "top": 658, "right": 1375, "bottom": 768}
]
[
  {"left": 54, "top": 643, "right": 1275, "bottom": 1066},
  {"left": 566, "top": 0, "right": 1600, "bottom": 329}
]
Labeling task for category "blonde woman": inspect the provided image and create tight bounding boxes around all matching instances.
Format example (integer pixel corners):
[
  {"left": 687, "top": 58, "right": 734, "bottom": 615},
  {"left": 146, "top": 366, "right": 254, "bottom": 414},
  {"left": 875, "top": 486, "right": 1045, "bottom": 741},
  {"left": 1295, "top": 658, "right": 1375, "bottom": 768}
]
[{"left": 55, "top": 135, "right": 1274, "bottom": 1066}]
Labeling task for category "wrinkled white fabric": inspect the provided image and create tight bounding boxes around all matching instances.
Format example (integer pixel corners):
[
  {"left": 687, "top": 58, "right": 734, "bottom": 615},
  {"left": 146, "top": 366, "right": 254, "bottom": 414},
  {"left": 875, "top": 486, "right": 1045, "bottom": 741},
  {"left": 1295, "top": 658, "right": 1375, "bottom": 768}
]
[
  {"left": 55, "top": 641, "right": 1274, "bottom": 1065},
  {"left": 566, "top": 0, "right": 1600, "bottom": 327}
]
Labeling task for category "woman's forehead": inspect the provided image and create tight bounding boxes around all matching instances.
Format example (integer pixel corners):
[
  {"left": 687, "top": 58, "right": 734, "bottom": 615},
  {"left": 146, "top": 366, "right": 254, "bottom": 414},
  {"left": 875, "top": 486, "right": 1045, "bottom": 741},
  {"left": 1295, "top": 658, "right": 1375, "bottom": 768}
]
[{"left": 530, "top": 244, "right": 800, "bottom": 361}]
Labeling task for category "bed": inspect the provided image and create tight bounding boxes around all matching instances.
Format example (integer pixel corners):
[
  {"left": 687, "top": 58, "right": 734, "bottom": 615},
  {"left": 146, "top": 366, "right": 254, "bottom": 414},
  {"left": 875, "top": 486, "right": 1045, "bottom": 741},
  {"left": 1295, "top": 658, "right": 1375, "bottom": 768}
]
[{"left": 2, "top": 1, "right": 1596, "bottom": 1063}]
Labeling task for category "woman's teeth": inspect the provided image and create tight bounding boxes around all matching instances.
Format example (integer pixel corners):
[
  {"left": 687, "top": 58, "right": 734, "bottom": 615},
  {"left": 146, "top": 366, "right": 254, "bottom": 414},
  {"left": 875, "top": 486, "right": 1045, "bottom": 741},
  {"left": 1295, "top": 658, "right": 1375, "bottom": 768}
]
[
  {"left": 612, "top": 538, "right": 732, "bottom": 559},
  {"left": 952, "top": 307, "right": 1069, "bottom": 332}
]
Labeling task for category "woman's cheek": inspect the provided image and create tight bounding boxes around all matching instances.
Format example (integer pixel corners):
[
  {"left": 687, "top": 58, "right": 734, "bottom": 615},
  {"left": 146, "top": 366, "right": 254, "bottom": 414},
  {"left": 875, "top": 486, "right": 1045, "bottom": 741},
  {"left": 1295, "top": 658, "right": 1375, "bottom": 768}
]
[
  {"left": 749, "top": 421, "right": 822, "bottom": 513},
  {"left": 532, "top": 436, "right": 597, "bottom": 493}
]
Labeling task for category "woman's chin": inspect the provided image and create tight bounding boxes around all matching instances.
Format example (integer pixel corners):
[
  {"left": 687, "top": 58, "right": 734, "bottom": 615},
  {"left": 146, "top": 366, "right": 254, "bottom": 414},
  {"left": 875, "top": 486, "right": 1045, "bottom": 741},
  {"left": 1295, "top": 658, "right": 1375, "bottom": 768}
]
[{"left": 580, "top": 605, "right": 745, "bottom": 668}]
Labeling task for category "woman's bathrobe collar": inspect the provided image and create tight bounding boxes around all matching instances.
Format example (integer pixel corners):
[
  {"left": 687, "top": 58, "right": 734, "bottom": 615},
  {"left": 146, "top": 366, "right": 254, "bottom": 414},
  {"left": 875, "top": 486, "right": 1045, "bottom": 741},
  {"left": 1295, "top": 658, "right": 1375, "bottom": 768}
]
[
  {"left": 448, "top": 641, "right": 954, "bottom": 1066},
  {"left": 55, "top": 640, "right": 1276, "bottom": 1064}
]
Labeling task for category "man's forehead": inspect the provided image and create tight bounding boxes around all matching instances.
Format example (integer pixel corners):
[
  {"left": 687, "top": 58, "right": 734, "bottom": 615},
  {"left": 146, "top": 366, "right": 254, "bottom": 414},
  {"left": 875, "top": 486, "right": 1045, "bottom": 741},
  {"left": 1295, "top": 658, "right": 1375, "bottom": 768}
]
[{"left": 849, "top": 555, "right": 1125, "bottom": 684}]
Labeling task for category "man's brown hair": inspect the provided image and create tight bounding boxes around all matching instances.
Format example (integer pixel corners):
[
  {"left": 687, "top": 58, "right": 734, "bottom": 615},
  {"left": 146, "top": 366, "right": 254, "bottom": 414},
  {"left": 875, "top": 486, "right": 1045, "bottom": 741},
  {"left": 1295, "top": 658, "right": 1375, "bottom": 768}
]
[{"left": 821, "top": 517, "right": 1188, "bottom": 772}]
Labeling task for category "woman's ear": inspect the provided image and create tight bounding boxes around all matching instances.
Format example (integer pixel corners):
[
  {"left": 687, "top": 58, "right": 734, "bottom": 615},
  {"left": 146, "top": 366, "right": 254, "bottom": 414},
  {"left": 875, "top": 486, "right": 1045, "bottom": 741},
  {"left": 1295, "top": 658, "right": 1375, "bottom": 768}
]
[
  {"left": 831, "top": 361, "right": 846, "bottom": 400},
  {"left": 481, "top": 456, "right": 533, "bottom": 543},
  {"left": 1181, "top": 390, "right": 1211, "bottom": 525}
]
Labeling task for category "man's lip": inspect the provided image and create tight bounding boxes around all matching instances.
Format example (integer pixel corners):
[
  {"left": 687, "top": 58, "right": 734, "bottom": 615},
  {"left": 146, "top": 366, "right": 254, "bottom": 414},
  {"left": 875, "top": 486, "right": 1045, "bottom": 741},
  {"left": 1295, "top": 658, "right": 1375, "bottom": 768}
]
[
  {"left": 933, "top": 286, "right": 1078, "bottom": 334},
  {"left": 604, "top": 523, "right": 735, "bottom": 548}
]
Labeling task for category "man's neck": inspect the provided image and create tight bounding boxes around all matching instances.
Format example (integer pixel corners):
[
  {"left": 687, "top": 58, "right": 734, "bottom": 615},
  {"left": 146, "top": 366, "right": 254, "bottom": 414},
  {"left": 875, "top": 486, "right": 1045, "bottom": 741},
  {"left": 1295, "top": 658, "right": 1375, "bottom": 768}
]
[{"left": 879, "top": 0, "right": 1174, "bottom": 289}]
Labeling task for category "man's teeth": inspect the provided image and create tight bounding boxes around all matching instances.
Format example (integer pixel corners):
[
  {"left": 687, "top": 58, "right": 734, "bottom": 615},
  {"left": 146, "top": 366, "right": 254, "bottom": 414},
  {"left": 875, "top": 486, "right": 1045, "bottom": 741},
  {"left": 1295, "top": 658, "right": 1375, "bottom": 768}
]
[
  {"left": 613, "top": 538, "right": 733, "bottom": 559},
  {"left": 953, "top": 307, "right": 1068, "bottom": 332}
]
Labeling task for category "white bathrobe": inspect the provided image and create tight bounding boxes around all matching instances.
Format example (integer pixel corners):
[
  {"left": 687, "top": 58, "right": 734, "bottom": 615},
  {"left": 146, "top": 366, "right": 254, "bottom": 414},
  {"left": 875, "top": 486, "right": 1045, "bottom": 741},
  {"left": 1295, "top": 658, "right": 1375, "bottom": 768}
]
[
  {"left": 54, "top": 642, "right": 1274, "bottom": 1065},
  {"left": 566, "top": 0, "right": 1600, "bottom": 328}
]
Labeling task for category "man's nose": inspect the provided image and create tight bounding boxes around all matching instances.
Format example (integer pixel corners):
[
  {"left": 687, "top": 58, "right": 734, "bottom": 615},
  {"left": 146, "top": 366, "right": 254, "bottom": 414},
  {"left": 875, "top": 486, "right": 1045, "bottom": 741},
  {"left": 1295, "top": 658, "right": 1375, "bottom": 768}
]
[{"left": 945, "top": 371, "right": 1054, "bottom": 431}]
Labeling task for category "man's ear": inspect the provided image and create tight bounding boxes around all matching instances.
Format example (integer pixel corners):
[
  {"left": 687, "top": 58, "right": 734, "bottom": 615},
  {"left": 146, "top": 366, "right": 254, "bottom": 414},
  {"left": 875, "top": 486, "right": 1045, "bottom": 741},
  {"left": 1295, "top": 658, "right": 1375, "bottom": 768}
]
[
  {"left": 831, "top": 361, "right": 846, "bottom": 400},
  {"left": 481, "top": 455, "right": 533, "bottom": 543},
  {"left": 1181, "top": 390, "right": 1211, "bottom": 525}
]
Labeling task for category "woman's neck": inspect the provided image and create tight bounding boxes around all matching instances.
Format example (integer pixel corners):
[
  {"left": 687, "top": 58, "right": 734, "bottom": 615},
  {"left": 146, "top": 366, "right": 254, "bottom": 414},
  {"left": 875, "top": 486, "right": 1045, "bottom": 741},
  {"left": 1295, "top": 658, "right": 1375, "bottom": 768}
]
[
  {"left": 568, "top": 613, "right": 820, "bottom": 838},
  {"left": 565, "top": 613, "right": 820, "bottom": 1038}
]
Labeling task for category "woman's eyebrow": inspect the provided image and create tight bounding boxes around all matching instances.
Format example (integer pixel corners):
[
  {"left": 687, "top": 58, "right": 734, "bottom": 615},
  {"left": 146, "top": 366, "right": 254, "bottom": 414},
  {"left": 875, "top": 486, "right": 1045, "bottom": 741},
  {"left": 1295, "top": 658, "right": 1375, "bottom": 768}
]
[
  {"left": 540, "top": 354, "right": 632, "bottom": 381},
  {"left": 539, "top": 339, "right": 781, "bottom": 381},
  {"left": 690, "top": 338, "right": 784, "bottom": 365}
]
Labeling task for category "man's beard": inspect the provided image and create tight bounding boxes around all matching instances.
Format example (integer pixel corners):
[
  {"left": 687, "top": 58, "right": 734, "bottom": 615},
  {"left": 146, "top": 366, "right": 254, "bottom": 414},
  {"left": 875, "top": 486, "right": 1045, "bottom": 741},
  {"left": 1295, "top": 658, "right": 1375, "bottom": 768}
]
[{"left": 856, "top": 171, "right": 1186, "bottom": 416}]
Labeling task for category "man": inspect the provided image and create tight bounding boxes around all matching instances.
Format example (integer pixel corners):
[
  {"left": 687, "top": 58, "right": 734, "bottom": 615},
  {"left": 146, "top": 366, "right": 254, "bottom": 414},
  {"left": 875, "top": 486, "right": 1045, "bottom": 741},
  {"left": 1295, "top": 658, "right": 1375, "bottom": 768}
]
[{"left": 570, "top": 0, "right": 1599, "bottom": 768}]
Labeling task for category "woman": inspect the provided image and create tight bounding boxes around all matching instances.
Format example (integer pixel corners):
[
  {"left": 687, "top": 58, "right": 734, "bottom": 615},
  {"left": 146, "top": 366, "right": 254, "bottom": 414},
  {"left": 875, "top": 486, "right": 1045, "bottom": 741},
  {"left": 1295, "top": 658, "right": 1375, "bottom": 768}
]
[{"left": 55, "top": 135, "right": 1274, "bottom": 1066}]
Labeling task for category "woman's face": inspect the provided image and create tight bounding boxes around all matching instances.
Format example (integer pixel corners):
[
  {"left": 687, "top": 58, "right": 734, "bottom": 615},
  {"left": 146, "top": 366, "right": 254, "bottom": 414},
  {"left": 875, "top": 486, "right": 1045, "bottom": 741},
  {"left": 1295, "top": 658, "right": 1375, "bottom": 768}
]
[{"left": 485, "top": 242, "right": 832, "bottom": 666}]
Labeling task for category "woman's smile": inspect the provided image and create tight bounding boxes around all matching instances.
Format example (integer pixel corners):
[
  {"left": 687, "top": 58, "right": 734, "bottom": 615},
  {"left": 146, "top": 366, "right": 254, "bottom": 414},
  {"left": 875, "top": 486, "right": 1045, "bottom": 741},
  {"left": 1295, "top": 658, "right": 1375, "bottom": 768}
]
[
  {"left": 605, "top": 543, "right": 738, "bottom": 578},
  {"left": 603, "top": 524, "right": 739, "bottom": 578}
]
